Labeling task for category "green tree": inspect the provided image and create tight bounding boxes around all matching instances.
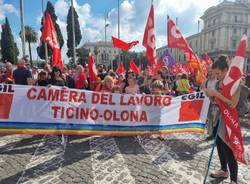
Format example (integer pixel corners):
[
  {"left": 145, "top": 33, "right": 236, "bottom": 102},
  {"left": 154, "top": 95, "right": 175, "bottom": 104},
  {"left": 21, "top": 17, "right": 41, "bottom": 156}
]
[
  {"left": 20, "top": 26, "right": 38, "bottom": 66},
  {"left": 66, "top": 6, "right": 82, "bottom": 58},
  {"left": 0, "top": 17, "right": 18, "bottom": 64},
  {"left": 37, "top": 1, "right": 64, "bottom": 60}
]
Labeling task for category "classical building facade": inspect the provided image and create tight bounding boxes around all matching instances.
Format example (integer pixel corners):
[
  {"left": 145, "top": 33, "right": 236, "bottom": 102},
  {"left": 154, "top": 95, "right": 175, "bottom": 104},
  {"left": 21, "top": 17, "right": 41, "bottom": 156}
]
[
  {"left": 157, "top": 0, "right": 250, "bottom": 72},
  {"left": 83, "top": 41, "right": 119, "bottom": 69}
]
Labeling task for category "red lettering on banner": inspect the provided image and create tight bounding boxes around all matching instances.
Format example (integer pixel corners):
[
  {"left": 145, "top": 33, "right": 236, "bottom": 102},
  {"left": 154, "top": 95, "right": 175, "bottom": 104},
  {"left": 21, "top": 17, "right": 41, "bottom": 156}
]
[
  {"left": 120, "top": 96, "right": 126, "bottom": 106},
  {"left": 144, "top": 96, "right": 153, "bottom": 106},
  {"left": 48, "top": 89, "right": 59, "bottom": 101},
  {"left": 78, "top": 92, "right": 86, "bottom": 103},
  {"left": 154, "top": 96, "right": 162, "bottom": 106},
  {"left": 61, "top": 106, "right": 65, "bottom": 119},
  {"left": 90, "top": 109, "right": 99, "bottom": 120},
  {"left": 101, "top": 93, "right": 109, "bottom": 104},
  {"left": 51, "top": 106, "right": 60, "bottom": 118},
  {"left": 104, "top": 109, "right": 112, "bottom": 121},
  {"left": 66, "top": 107, "right": 74, "bottom": 119},
  {"left": 113, "top": 110, "right": 120, "bottom": 121},
  {"left": 37, "top": 89, "right": 46, "bottom": 100},
  {"left": 131, "top": 111, "right": 139, "bottom": 122},
  {"left": 121, "top": 111, "right": 129, "bottom": 121},
  {"left": 92, "top": 93, "right": 100, "bottom": 104},
  {"left": 60, "top": 90, "right": 68, "bottom": 102},
  {"left": 140, "top": 111, "right": 148, "bottom": 122},
  {"left": 162, "top": 97, "right": 171, "bottom": 106},
  {"left": 69, "top": 91, "right": 78, "bottom": 102},
  {"left": 27, "top": 88, "right": 37, "bottom": 100},
  {"left": 109, "top": 94, "right": 116, "bottom": 105},
  {"left": 80, "top": 108, "right": 89, "bottom": 119},
  {"left": 136, "top": 96, "right": 144, "bottom": 105},
  {"left": 127, "top": 97, "right": 136, "bottom": 105}
]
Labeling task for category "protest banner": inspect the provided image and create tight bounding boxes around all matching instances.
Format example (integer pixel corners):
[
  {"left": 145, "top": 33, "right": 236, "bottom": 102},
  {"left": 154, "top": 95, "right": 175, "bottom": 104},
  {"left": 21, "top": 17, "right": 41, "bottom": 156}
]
[{"left": 0, "top": 84, "right": 210, "bottom": 136}]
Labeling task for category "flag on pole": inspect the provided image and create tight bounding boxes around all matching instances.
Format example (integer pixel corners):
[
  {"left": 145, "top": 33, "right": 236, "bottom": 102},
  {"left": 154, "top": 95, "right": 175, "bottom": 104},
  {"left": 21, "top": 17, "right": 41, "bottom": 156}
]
[
  {"left": 112, "top": 36, "right": 139, "bottom": 51},
  {"left": 167, "top": 18, "right": 192, "bottom": 53},
  {"left": 161, "top": 48, "right": 175, "bottom": 68},
  {"left": 167, "top": 18, "right": 205, "bottom": 83},
  {"left": 116, "top": 62, "right": 125, "bottom": 74},
  {"left": 41, "top": 12, "right": 64, "bottom": 70},
  {"left": 217, "top": 35, "right": 248, "bottom": 165},
  {"left": 143, "top": 4, "right": 156, "bottom": 66},
  {"left": 129, "top": 59, "right": 140, "bottom": 75},
  {"left": 205, "top": 54, "right": 213, "bottom": 66},
  {"left": 88, "top": 55, "right": 99, "bottom": 82}
]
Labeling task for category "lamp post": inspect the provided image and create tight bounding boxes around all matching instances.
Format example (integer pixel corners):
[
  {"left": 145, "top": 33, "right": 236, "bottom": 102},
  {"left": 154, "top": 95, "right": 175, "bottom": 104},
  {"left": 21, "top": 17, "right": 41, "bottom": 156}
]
[
  {"left": 19, "top": 0, "right": 26, "bottom": 58},
  {"left": 105, "top": 13, "right": 109, "bottom": 43}
]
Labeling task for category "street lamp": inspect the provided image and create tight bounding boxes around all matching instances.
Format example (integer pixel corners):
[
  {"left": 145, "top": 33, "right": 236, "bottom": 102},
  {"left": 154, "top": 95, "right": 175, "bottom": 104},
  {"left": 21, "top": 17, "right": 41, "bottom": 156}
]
[{"left": 105, "top": 13, "right": 109, "bottom": 43}]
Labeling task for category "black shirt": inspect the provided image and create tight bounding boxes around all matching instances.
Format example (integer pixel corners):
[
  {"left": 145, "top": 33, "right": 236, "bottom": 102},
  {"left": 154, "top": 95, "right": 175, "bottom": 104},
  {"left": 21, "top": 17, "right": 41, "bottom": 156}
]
[{"left": 13, "top": 67, "right": 32, "bottom": 85}]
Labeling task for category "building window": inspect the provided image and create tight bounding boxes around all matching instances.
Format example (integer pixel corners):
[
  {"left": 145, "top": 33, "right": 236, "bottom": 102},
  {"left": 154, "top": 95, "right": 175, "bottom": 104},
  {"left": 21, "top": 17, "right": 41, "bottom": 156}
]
[
  {"left": 189, "top": 42, "right": 192, "bottom": 48},
  {"left": 212, "top": 31, "right": 215, "bottom": 37},
  {"left": 213, "top": 19, "right": 216, "bottom": 25},
  {"left": 211, "top": 42, "right": 214, "bottom": 50},
  {"left": 235, "top": 15, "right": 238, "bottom": 22},
  {"left": 232, "top": 40, "right": 237, "bottom": 49},
  {"left": 233, "top": 28, "right": 237, "bottom": 34}
]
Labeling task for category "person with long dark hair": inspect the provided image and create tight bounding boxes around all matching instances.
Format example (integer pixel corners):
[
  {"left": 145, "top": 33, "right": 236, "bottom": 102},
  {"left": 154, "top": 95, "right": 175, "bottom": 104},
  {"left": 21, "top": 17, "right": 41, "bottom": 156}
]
[{"left": 204, "top": 55, "right": 241, "bottom": 184}]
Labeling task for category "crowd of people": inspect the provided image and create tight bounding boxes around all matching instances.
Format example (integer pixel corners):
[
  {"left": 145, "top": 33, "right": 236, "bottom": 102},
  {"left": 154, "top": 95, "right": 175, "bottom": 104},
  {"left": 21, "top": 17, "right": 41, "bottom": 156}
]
[{"left": 0, "top": 58, "right": 201, "bottom": 96}]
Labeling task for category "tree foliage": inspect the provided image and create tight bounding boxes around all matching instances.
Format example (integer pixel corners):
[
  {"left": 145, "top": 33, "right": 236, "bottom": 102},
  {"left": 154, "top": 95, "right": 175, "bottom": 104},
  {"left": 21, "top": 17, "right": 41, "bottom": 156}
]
[
  {"left": 1, "top": 17, "right": 18, "bottom": 64},
  {"left": 66, "top": 6, "right": 82, "bottom": 58}
]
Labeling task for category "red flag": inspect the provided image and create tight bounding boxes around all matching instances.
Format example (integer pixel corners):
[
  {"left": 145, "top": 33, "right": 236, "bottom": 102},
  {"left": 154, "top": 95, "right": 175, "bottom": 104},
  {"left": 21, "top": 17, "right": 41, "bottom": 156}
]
[
  {"left": 116, "top": 62, "right": 125, "bottom": 74},
  {"left": 217, "top": 35, "right": 248, "bottom": 165},
  {"left": 88, "top": 55, "right": 99, "bottom": 82},
  {"left": 205, "top": 54, "right": 213, "bottom": 66},
  {"left": 155, "top": 59, "right": 164, "bottom": 70},
  {"left": 112, "top": 36, "right": 139, "bottom": 51},
  {"left": 143, "top": 5, "right": 156, "bottom": 66},
  {"left": 147, "top": 66, "right": 156, "bottom": 76},
  {"left": 167, "top": 18, "right": 192, "bottom": 53},
  {"left": 41, "top": 12, "right": 64, "bottom": 70},
  {"left": 129, "top": 59, "right": 140, "bottom": 75}
]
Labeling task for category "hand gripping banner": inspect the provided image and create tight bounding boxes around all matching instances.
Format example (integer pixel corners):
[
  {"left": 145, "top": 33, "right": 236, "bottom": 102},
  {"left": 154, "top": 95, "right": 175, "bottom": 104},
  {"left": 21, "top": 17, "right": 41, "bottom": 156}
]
[{"left": 0, "top": 84, "right": 210, "bottom": 136}]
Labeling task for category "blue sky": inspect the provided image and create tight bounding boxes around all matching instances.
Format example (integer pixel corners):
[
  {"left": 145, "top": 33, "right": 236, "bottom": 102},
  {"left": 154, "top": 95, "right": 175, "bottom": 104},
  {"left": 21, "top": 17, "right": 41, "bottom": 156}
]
[{"left": 0, "top": 0, "right": 220, "bottom": 62}]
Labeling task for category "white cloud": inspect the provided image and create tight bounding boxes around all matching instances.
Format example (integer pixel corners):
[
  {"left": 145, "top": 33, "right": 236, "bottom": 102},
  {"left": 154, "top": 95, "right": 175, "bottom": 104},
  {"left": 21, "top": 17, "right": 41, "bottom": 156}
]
[{"left": 0, "top": 0, "right": 18, "bottom": 21}]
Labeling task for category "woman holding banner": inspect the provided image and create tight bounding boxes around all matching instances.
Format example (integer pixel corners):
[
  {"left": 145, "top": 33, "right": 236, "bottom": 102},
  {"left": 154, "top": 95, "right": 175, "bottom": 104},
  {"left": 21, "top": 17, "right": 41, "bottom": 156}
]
[{"left": 204, "top": 56, "right": 240, "bottom": 184}]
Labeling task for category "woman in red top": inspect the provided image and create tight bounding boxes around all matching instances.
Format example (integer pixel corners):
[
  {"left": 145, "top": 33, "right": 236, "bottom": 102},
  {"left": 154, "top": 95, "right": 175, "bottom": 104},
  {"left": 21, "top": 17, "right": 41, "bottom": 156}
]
[
  {"left": 95, "top": 76, "right": 114, "bottom": 93},
  {"left": 74, "top": 65, "right": 88, "bottom": 89}
]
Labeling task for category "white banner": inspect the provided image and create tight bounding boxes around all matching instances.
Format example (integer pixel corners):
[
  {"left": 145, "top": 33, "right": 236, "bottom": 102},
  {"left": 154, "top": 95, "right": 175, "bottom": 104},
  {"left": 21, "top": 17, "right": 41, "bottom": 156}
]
[{"left": 0, "top": 84, "right": 209, "bottom": 135}]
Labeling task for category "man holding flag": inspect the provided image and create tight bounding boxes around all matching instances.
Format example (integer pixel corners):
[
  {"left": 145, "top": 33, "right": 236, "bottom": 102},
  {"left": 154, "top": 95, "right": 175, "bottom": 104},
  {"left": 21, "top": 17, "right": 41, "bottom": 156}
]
[{"left": 204, "top": 35, "right": 248, "bottom": 184}]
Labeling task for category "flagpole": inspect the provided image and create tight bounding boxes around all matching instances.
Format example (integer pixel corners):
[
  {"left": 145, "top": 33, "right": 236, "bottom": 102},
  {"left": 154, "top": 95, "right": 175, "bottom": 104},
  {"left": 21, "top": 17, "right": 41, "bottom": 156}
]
[
  {"left": 71, "top": 0, "right": 76, "bottom": 65},
  {"left": 117, "top": 0, "right": 120, "bottom": 71},
  {"left": 42, "top": 0, "right": 49, "bottom": 64},
  {"left": 19, "top": 0, "right": 26, "bottom": 58}
]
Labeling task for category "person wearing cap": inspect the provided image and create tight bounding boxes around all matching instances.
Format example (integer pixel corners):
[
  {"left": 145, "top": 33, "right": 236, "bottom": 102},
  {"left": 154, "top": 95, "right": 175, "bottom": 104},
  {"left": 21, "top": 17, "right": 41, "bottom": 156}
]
[{"left": 13, "top": 59, "right": 33, "bottom": 85}]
